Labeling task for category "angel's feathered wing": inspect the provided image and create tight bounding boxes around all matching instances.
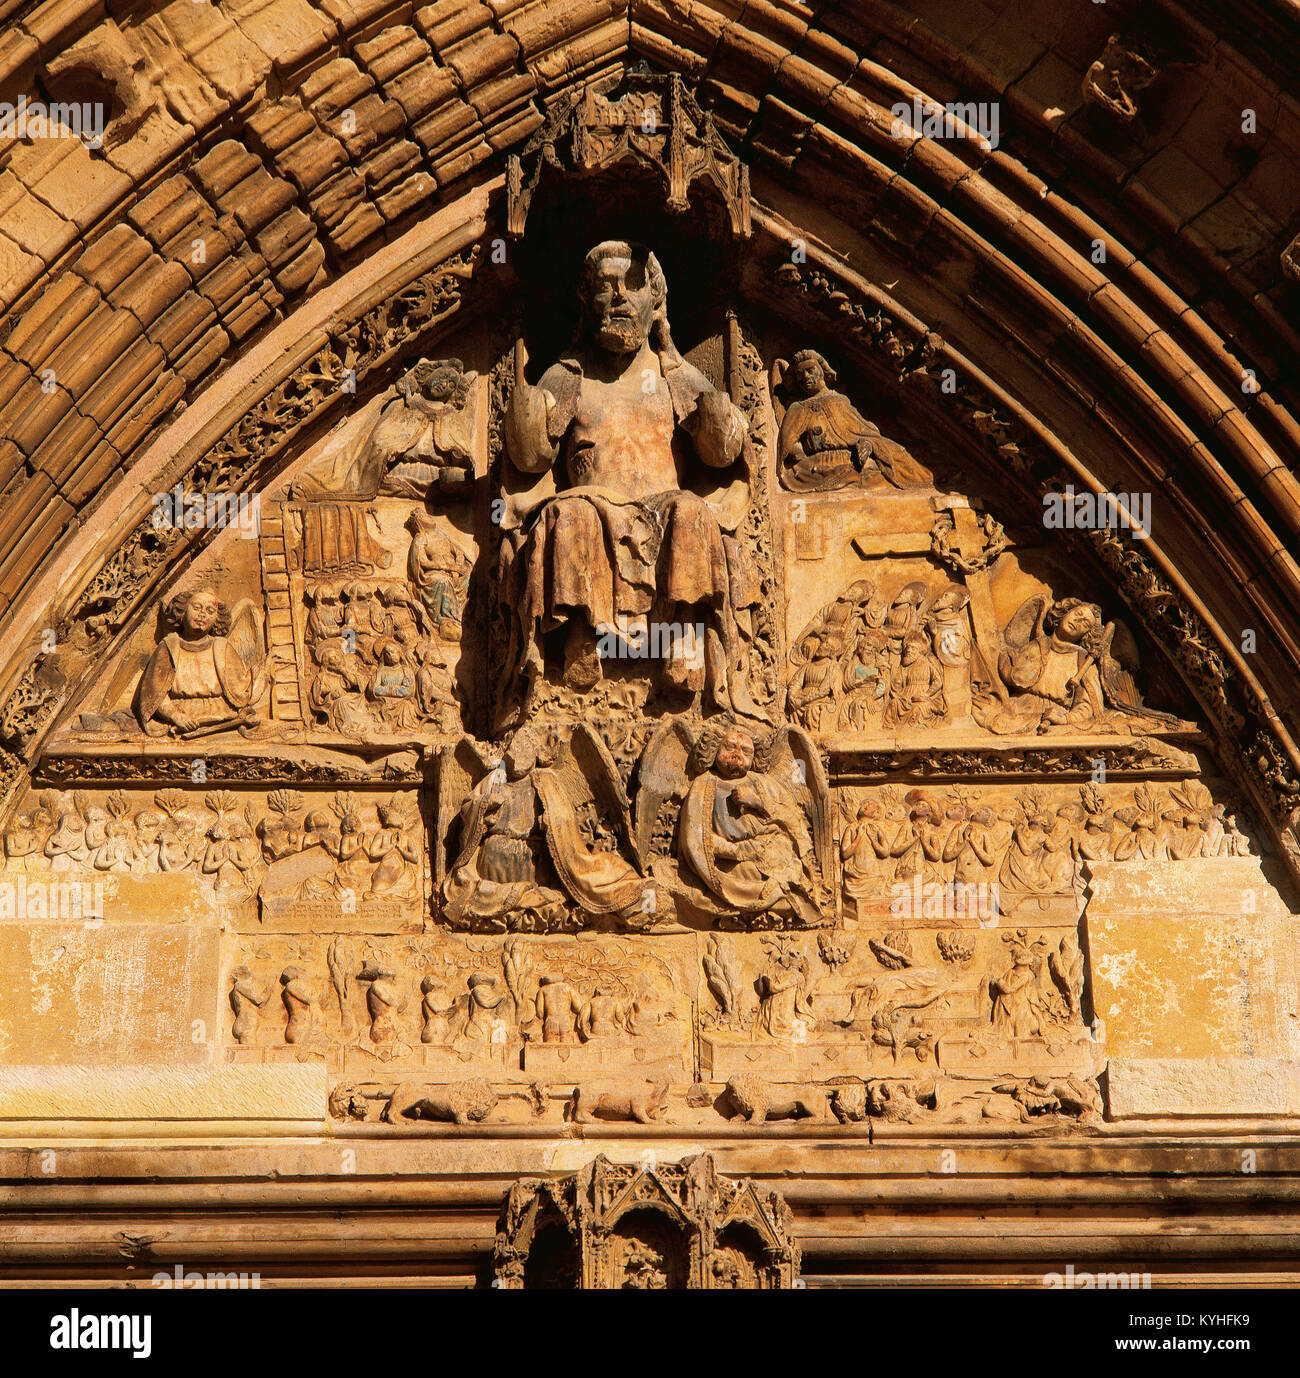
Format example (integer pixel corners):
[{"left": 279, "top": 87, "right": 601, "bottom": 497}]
[
  {"left": 1099, "top": 618, "right": 1180, "bottom": 720},
  {"left": 768, "top": 725, "right": 832, "bottom": 878},
  {"left": 435, "top": 737, "right": 496, "bottom": 882},
  {"left": 634, "top": 717, "right": 697, "bottom": 861},
  {"left": 1098, "top": 654, "right": 1141, "bottom": 711},
  {"left": 536, "top": 725, "right": 643, "bottom": 915},
  {"left": 226, "top": 599, "right": 266, "bottom": 671},
  {"left": 564, "top": 722, "right": 639, "bottom": 867},
  {"left": 1003, "top": 595, "right": 1049, "bottom": 650},
  {"left": 769, "top": 358, "right": 789, "bottom": 418},
  {"left": 1089, "top": 619, "right": 1139, "bottom": 710}
]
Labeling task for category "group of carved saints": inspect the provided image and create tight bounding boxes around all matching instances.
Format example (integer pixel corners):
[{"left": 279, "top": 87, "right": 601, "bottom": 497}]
[{"left": 5, "top": 233, "right": 1256, "bottom": 1136}]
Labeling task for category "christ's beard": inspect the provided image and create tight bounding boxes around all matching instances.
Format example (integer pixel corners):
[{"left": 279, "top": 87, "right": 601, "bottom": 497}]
[{"left": 595, "top": 316, "right": 644, "bottom": 352}]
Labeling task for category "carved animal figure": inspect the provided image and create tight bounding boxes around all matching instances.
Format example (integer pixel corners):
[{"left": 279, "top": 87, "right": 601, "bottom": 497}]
[
  {"left": 826, "top": 1077, "right": 870, "bottom": 1123},
  {"left": 328, "top": 1083, "right": 370, "bottom": 1121},
  {"left": 567, "top": 1078, "right": 671, "bottom": 1124},
  {"left": 864, "top": 1078, "right": 932, "bottom": 1122},
  {"left": 725, "top": 1072, "right": 828, "bottom": 1123},
  {"left": 382, "top": 1078, "right": 498, "bottom": 1125}
]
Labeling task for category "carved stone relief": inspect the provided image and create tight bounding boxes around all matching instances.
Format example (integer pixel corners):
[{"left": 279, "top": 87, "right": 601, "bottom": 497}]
[
  {"left": 2, "top": 74, "right": 1295, "bottom": 1285},
  {"left": 784, "top": 512, "right": 1188, "bottom": 747},
  {"left": 494, "top": 240, "right": 757, "bottom": 727},
  {"left": 492, "top": 1154, "right": 799, "bottom": 1290},
  {"left": 7, "top": 222, "right": 1269, "bottom": 1144},
  {"left": 772, "top": 349, "right": 932, "bottom": 494},
  {"left": 1, "top": 785, "right": 424, "bottom": 924},
  {"left": 1082, "top": 34, "right": 1159, "bottom": 122}
]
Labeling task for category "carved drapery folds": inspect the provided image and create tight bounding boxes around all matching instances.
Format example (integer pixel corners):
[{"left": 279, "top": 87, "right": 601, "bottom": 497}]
[
  {"left": 771, "top": 349, "right": 932, "bottom": 494},
  {"left": 492, "top": 1154, "right": 799, "bottom": 1289}
]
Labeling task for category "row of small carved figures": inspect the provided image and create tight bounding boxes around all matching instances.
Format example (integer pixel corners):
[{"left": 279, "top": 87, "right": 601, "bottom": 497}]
[
  {"left": 303, "top": 576, "right": 462, "bottom": 652},
  {"left": 839, "top": 782, "right": 1252, "bottom": 898},
  {"left": 329, "top": 1071, "right": 1102, "bottom": 1127},
  {"left": 2, "top": 783, "right": 1248, "bottom": 902},
  {"left": 1, "top": 791, "right": 419, "bottom": 896},
  {"left": 232, "top": 965, "right": 658, "bottom": 1049}
]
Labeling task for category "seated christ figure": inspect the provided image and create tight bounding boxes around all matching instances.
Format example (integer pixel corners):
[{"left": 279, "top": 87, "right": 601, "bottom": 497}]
[{"left": 499, "top": 240, "right": 754, "bottom": 711}]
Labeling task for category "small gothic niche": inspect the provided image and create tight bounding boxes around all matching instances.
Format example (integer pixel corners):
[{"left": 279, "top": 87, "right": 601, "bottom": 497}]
[{"left": 492, "top": 1153, "right": 801, "bottom": 1289}]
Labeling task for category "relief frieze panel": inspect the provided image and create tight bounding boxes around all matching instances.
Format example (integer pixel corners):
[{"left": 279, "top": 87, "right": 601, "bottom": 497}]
[
  {"left": 0, "top": 245, "right": 484, "bottom": 767},
  {"left": 230, "top": 932, "right": 692, "bottom": 1087},
  {"left": 835, "top": 778, "right": 1253, "bottom": 926},
  {"left": 0, "top": 785, "right": 424, "bottom": 930},
  {"left": 781, "top": 490, "right": 1190, "bottom": 750}
]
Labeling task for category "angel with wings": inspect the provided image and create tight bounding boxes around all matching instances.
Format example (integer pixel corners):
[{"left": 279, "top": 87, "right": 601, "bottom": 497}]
[
  {"left": 136, "top": 587, "right": 278, "bottom": 738},
  {"left": 975, "top": 594, "right": 1175, "bottom": 736},
  {"left": 439, "top": 723, "right": 647, "bottom": 931},
  {"left": 636, "top": 717, "right": 831, "bottom": 927}
]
